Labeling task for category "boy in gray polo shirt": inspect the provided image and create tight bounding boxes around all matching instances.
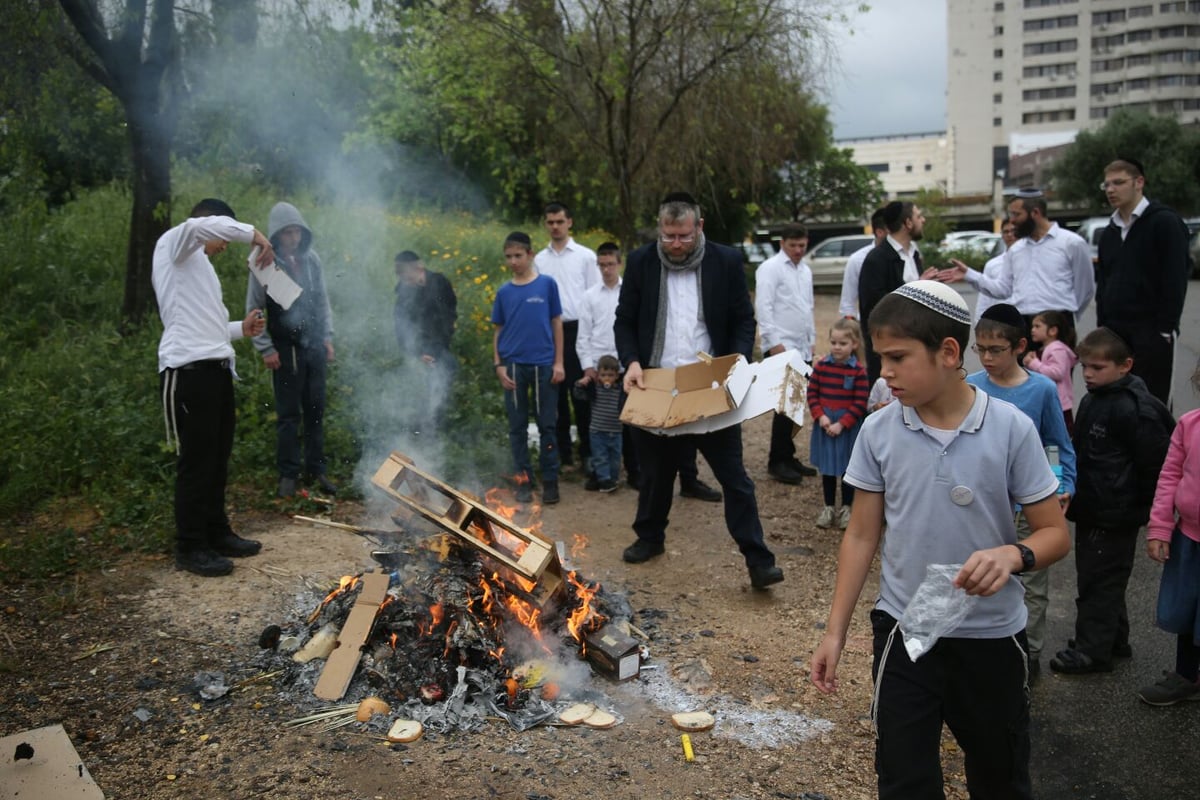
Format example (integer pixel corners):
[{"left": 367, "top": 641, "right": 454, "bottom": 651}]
[{"left": 810, "top": 281, "right": 1070, "bottom": 799}]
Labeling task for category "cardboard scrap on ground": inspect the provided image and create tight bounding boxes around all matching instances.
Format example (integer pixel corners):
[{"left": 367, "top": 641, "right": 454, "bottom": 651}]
[
  {"left": 620, "top": 350, "right": 810, "bottom": 436},
  {"left": 0, "top": 724, "right": 105, "bottom": 800},
  {"left": 313, "top": 571, "right": 391, "bottom": 701}
]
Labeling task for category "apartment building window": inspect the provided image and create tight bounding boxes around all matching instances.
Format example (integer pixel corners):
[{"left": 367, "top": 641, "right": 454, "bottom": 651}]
[
  {"left": 1024, "top": 15, "right": 1078, "bottom": 31},
  {"left": 1024, "top": 62, "right": 1075, "bottom": 77},
  {"left": 1026, "top": 39, "right": 1079, "bottom": 55},
  {"left": 1093, "top": 10, "right": 1126, "bottom": 24},
  {"left": 1092, "top": 57, "right": 1125, "bottom": 71},
  {"left": 1160, "top": 2, "right": 1186, "bottom": 11},
  {"left": 1129, "top": 77, "right": 1151, "bottom": 90},
  {"left": 994, "top": 1, "right": 1005, "bottom": 9},
  {"left": 995, "top": 70, "right": 1004, "bottom": 81},
  {"left": 1023, "top": 85, "right": 1077, "bottom": 100},
  {"left": 1128, "top": 53, "right": 1153, "bottom": 65},
  {"left": 995, "top": 25, "right": 1005, "bottom": 35},
  {"left": 1092, "top": 33, "right": 1127, "bottom": 49},
  {"left": 994, "top": 117, "right": 1003, "bottom": 126},
  {"left": 1157, "top": 74, "right": 1200, "bottom": 86},
  {"left": 1129, "top": 4, "right": 1153, "bottom": 16},
  {"left": 1157, "top": 24, "right": 1197, "bottom": 37},
  {"left": 1127, "top": 29, "right": 1154, "bottom": 42},
  {"left": 1159, "top": 49, "right": 1200, "bottom": 62},
  {"left": 993, "top": 92, "right": 1003, "bottom": 103},
  {"left": 865, "top": 163, "right": 889, "bottom": 173},
  {"left": 1022, "top": 109, "right": 1076, "bottom": 123},
  {"left": 1024, "top": 0, "right": 1077, "bottom": 7},
  {"left": 1090, "top": 106, "right": 1111, "bottom": 119},
  {"left": 995, "top": 48, "right": 1005, "bottom": 57},
  {"left": 925, "top": 164, "right": 933, "bottom": 171},
  {"left": 1091, "top": 80, "right": 1124, "bottom": 95}
]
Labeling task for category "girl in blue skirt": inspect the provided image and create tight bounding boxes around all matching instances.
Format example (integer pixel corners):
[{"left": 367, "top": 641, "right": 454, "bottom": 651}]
[{"left": 808, "top": 318, "right": 870, "bottom": 529}]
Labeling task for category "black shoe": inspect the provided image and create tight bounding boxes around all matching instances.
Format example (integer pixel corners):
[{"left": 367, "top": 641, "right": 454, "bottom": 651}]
[
  {"left": 542, "top": 481, "right": 560, "bottom": 505},
  {"left": 277, "top": 477, "right": 297, "bottom": 498},
  {"left": 767, "top": 462, "right": 804, "bottom": 485},
  {"left": 584, "top": 476, "right": 600, "bottom": 491},
  {"left": 515, "top": 484, "right": 534, "bottom": 503},
  {"left": 1068, "top": 638, "right": 1133, "bottom": 660},
  {"left": 1050, "top": 647, "right": 1112, "bottom": 674},
  {"left": 791, "top": 460, "right": 818, "bottom": 477},
  {"left": 598, "top": 479, "right": 618, "bottom": 493},
  {"left": 214, "top": 533, "right": 262, "bottom": 558},
  {"left": 175, "top": 548, "right": 234, "bottom": 577},
  {"left": 622, "top": 539, "right": 665, "bottom": 563},
  {"left": 748, "top": 564, "right": 784, "bottom": 589},
  {"left": 312, "top": 475, "right": 338, "bottom": 495},
  {"left": 680, "top": 479, "right": 722, "bottom": 502}
]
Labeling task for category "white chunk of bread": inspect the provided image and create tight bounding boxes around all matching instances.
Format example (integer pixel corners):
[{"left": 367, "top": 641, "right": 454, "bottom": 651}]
[
  {"left": 581, "top": 708, "right": 618, "bottom": 729},
  {"left": 671, "top": 711, "right": 715, "bottom": 731},
  {"left": 558, "top": 702, "right": 597, "bottom": 725},
  {"left": 385, "top": 719, "right": 424, "bottom": 743}
]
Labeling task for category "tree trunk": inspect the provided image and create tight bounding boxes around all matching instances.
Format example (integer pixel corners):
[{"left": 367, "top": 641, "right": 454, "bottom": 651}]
[{"left": 122, "top": 111, "right": 171, "bottom": 327}]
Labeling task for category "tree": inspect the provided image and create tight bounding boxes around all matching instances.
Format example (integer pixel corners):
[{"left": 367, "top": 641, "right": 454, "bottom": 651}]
[
  {"left": 769, "top": 145, "right": 885, "bottom": 224},
  {"left": 1051, "top": 109, "right": 1200, "bottom": 215}
]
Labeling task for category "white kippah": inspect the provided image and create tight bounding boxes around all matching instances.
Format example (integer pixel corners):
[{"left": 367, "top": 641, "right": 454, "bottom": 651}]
[{"left": 892, "top": 280, "right": 971, "bottom": 325}]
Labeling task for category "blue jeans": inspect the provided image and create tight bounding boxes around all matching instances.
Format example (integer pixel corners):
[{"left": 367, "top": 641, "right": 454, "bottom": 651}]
[
  {"left": 502, "top": 363, "right": 559, "bottom": 483},
  {"left": 590, "top": 431, "right": 622, "bottom": 482}
]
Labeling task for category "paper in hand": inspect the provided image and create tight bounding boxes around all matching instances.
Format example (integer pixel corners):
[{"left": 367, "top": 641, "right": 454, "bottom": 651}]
[{"left": 248, "top": 246, "right": 302, "bottom": 311}]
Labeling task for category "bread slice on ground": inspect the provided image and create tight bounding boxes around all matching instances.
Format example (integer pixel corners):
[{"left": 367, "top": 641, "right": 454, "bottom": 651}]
[
  {"left": 581, "top": 708, "right": 618, "bottom": 729},
  {"left": 386, "top": 719, "right": 424, "bottom": 743},
  {"left": 671, "top": 711, "right": 715, "bottom": 732},
  {"left": 558, "top": 702, "right": 597, "bottom": 725}
]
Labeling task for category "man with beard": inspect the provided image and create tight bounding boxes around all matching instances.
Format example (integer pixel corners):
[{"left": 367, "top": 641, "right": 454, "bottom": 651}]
[
  {"left": 614, "top": 192, "right": 783, "bottom": 589},
  {"left": 941, "top": 189, "right": 1094, "bottom": 345},
  {"left": 858, "top": 201, "right": 937, "bottom": 384}
]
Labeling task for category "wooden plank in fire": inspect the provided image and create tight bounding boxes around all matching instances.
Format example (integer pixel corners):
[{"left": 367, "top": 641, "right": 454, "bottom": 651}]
[{"left": 371, "top": 452, "right": 558, "bottom": 586}]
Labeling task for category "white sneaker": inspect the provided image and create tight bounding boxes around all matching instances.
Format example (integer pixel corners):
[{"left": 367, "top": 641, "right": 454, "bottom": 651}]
[
  {"left": 837, "top": 506, "right": 852, "bottom": 529},
  {"left": 816, "top": 506, "right": 835, "bottom": 528}
]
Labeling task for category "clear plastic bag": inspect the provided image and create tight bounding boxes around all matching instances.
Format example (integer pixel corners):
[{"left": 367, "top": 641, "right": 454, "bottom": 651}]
[{"left": 899, "top": 563, "right": 978, "bottom": 661}]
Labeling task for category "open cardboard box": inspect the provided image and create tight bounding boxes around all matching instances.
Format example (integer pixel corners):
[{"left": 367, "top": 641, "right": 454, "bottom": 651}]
[{"left": 621, "top": 350, "right": 809, "bottom": 436}]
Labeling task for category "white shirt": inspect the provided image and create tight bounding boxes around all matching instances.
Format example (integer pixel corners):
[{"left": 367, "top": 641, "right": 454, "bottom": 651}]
[
  {"left": 754, "top": 250, "right": 815, "bottom": 361},
  {"left": 576, "top": 279, "right": 622, "bottom": 370},
  {"left": 887, "top": 234, "right": 921, "bottom": 283},
  {"left": 973, "top": 252, "right": 1010, "bottom": 324},
  {"left": 839, "top": 243, "right": 874, "bottom": 317},
  {"left": 964, "top": 222, "right": 1095, "bottom": 319},
  {"left": 153, "top": 216, "right": 256, "bottom": 372},
  {"left": 659, "top": 269, "right": 712, "bottom": 368},
  {"left": 1111, "top": 196, "right": 1150, "bottom": 241},
  {"left": 533, "top": 237, "right": 600, "bottom": 321}
]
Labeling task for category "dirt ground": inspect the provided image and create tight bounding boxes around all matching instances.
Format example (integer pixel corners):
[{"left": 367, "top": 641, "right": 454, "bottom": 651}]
[{"left": 0, "top": 292, "right": 971, "bottom": 800}]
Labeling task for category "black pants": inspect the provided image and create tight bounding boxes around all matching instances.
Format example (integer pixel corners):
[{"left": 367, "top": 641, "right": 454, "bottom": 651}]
[
  {"left": 1111, "top": 324, "right": 1175, "bottom": 407},
  {"left": 1073, "top": 524, "right": 1138, "bottom": 662},
  {"left": 871, "top": 610, "right": 1032, "bottom": 800},
  {"left": 161, "top": 363, "right": 236, "bottom": 552},
  {"left": 557, "top": 320, "right": 591, "bottom": 465},
  {"left": 630, "top": 426, "right": 774, "bottom": 568},
  {"left": 272, "top": 341, "right": 328, "bottom": 479},
  {"left": 768, "top": 411, "right": 797, "bottom": 466}
]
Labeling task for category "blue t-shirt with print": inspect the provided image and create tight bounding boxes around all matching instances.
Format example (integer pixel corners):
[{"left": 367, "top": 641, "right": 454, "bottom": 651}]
[{"left": 491, "top": 275, "right": 562, "bottom": 366}]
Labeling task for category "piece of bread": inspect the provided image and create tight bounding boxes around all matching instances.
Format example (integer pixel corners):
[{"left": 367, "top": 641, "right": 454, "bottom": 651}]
[
  {"left": 671, "top": 711, "right": 715, "bottom": 732},
  {"left": 558, "top": 702, "right": 597, "bottom": 725},
  {"left": 385, "top": 719, "right": 424, "bottom": 743},
  {"left": 356, "top": 697, "right": 390, "bottom": 722},
  {"left": 581, "top": 708, "right": 618, "bottom": 729}
]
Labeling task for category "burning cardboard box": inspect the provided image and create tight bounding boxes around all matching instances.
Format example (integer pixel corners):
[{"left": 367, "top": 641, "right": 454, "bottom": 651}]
[{"left": 621, "top": 349, "right": 810, "bottom": 436}]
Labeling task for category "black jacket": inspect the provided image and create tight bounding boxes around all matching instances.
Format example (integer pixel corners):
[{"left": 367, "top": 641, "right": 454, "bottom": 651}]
[
  {"left": 858, "top": 240, "right": 913, "bottom": 333},
  {"left": 394, "top": 271, "right": 457, "bottom": 357},
  {"left": 614, "top": 240, "right": 756, "bottom": 368},
  {"left": 1096, "top": 201, "right": 1190, "bottom": 336},
  {"left": 1066, "top": 374, "right": 1174, "bottom": 527}
]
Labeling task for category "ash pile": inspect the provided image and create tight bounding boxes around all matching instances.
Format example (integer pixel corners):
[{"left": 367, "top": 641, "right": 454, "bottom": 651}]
[{"left": 255, "top": 452, "right": 644, "bottom": 739}]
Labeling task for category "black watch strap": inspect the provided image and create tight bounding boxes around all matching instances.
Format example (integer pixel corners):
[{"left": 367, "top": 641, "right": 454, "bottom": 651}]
[{"left": 1013, "top": 543, "right": 1036, "bottom": 574}]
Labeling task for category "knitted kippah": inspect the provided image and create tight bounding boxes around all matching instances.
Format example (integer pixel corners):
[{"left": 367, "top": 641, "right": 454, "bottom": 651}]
[
  {"left": 892, "top": 280, "right": 971, "bottom": 326},
  {"left": 979, "top": 302, "right": 1025, "bottom": 331}
]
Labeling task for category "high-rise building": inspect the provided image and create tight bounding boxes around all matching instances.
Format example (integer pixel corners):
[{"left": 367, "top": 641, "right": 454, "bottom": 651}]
[{"left": 947, "top": 0, "right": 1200, "bottom": 195}]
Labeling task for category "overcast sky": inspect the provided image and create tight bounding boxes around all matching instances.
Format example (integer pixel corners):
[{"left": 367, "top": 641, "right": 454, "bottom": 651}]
[{"left": 824, "top": 5, "right": 948, "bottom": 141}]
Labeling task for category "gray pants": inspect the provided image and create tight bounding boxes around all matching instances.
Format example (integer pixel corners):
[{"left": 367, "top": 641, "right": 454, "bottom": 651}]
[{"left": 1016, "top": 511, "right": 1049, "bottom": 659}]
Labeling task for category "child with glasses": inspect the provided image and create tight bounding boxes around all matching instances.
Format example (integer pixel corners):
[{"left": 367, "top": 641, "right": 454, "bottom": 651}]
[{"left": 966, "top": 303, "right": 1075, "bottom": 681}]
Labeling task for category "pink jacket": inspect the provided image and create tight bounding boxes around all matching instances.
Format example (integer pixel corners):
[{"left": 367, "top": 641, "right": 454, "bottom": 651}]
[
  {"left": 1149, "top": 409, "right": 1200, "bottom": 544},
  {"left": 1025, "top": 340, "right": 1078, "bottom": 412}
]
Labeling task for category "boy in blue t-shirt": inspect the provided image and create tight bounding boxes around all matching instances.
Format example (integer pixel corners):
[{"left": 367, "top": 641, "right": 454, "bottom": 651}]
[
  {"left": 492, "top": 232, "right": 565, "bottom": 504},
  {"left": 811, "top": 281, "right": 1070, "bottom": 799},
  {"left": 967, "top": 302, "right": 1076, "bottom": 681}
]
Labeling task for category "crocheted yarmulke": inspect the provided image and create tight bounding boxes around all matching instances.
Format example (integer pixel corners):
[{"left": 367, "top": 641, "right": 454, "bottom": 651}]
[{"left": 892, "top": 280, "right": 971, "bottom": 326}]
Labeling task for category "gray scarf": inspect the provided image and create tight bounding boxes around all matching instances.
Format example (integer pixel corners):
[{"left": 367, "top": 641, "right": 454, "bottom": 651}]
[{"left": 649, "top": 232, "right": 706, "bottom": 368}]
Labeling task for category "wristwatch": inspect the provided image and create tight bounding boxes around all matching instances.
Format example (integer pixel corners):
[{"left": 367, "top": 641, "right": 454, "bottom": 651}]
[{"left": 1012, "top": 543, "right": 1036, "bottom": 574}]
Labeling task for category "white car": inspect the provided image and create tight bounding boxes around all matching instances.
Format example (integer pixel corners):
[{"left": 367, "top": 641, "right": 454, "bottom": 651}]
[{"left": 804, "top": 234, "right": 874, "bottom": 287}]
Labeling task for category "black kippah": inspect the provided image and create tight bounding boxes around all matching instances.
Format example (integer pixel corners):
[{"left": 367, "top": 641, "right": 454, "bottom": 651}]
[
  {"left": 979, "top": 302, "right": 1025, "bottom": 331},
  {"left": 661, "top": 191, "right": 697, "bottom": 205},
  {"left": 505, "top": 231, "right": 532, "bottom": 248}
]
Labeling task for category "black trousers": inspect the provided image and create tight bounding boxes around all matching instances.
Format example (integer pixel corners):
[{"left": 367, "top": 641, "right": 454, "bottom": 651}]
[
  {"left": 622, "top": 428, "right": 703, "bottom": 488},
  {"left": 1110, "top": 324, "right": 1175, "bottom": 407},
  {"left": 630, "top": 426, "right": 774, "bottom": 568},
  {"left": 557, "top": 320, "right": 591, "bottom": 464},
  {"left": 272, "top": 341, "right": 328, "bottom": 479},
  {"left": 768, "top": 411, "right": 797, "bottom": 466},
  {"left": 161, "top": 363, "right": 236, "bottom": 552},
  {"left": 1073, "top": 524, "right": 1138, "bottom": 662},
  {"left": 871, "top": 610, "right": 1032, "bottom": 800}
]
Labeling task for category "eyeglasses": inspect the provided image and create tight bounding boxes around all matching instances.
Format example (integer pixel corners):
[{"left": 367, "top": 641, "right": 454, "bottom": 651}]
[
  {"left": 972, "top": 344, "right": 1012, "bottom": 356},
  {"left": 659, "top": 233, "right": 697, "bottom": 244},
  {"left": 1099, "top": 178, "right": 1132, "bottom": 191}
]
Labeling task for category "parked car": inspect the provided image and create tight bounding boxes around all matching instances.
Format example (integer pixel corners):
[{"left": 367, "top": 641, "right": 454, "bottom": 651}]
[
  {"left": 942, "top": 230, "right": 992, "bottom": 246},
  {"left": 964, "top": 233, "right": 1005, "bottom": 260},
  {"left": 735, "top": 241, "right": 776, "bottom": 266},
  {"left": 804, "top": 234, "right": 874, "bottom": 287},
  {"left": 1076, "top": 216, "right": 1112, "bottom": 264}
]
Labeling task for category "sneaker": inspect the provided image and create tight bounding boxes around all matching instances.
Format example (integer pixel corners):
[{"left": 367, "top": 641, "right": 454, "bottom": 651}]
[
  {"left": 816, "top": 506, "right": 836, "bottom": 529},
  {"left": 623, "top": 539, "right": 665, "bottom": 564},
  {"left": 748, "top": 564, "right": 784, "bottom": 589},
  {"left": 767, "top": 462, "right": 804, "bottom": 485},
  {"left": 542, "top": 481, "right": 560, "bottom": 505},
  {"left": 175, "top": 548, "right": 234, "bottom": 577},
  {"left": 836, "top": 506, "right": 852, "bottom": 529},
  {"left": 277, "top": 477, "right": 297, "bottom": 498},
  {"left": 213, "top": 533, "right": 261, "bottom": 558},
  {"left": 584, "top": 476, "right": 600, "bottom": 492},
  {"left": 598, "top": 480, "right": 618, "bottom": 493},
  {"left": 680, "top": 479, "right": 722, "bottom": 502},
  {"left": 1137, "top": 672, "right": 1200, "bottom": 706},
  {"left": 515, "top": 484, "right": 534, "bottom": 503},
  {"left": 790, "top": 460, "right": 818, "bottom": 477},
  {"left": 1068, "top": 638, "right": 1133, "bottom": 660},
  {"left": 1049, "top": 647, "right": 1112, "bottom": 674}
]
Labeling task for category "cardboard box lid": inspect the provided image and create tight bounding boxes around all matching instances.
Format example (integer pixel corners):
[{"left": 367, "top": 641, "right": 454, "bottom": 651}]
[{"left": 620, "top": 354, "right": 750, "bottom": 430}]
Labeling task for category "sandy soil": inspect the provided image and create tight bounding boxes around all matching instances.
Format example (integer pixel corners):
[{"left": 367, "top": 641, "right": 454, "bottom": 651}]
[{"left": 0, "top": 292, "right": 972, "bottom": 800}]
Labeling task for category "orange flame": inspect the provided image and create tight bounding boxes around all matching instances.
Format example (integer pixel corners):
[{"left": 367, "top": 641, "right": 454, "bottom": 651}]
[
  {"left": 320, "top": 575, "right": 359, "bottom": 608},
  {"left": 566, "top": 569, "right": 606, "bottom": 645}
]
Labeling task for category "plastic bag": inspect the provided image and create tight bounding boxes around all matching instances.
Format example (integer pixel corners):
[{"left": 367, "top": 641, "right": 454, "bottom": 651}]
[{"left": 899, "top": 563, "right": 978, "bottom": 661}]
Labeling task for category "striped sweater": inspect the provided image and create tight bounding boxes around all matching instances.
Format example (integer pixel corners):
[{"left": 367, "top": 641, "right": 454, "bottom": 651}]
[{"left": 807, "top": 355, "right": 870, "bottom": 428}]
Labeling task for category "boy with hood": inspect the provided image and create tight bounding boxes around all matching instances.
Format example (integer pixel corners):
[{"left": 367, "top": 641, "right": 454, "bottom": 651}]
[{"left": 246, "top": 201, "right": 336, "bottom": 498}]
